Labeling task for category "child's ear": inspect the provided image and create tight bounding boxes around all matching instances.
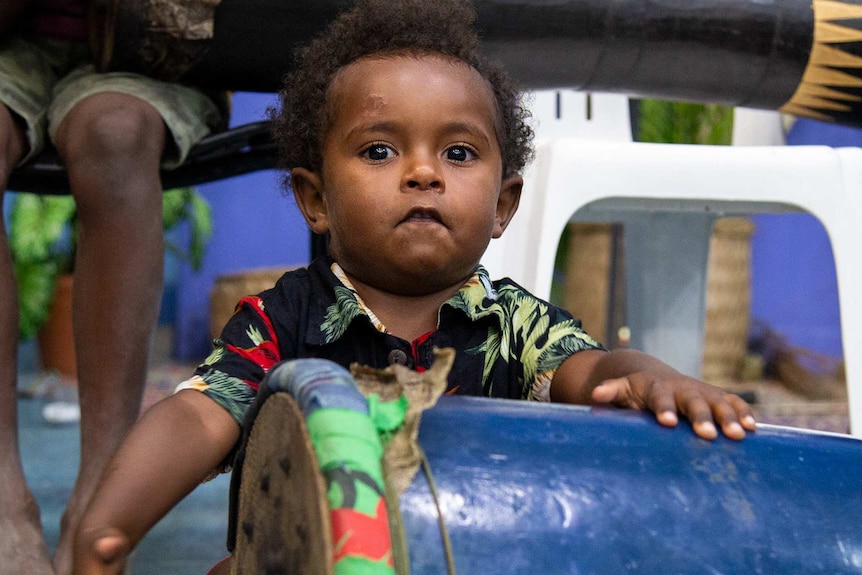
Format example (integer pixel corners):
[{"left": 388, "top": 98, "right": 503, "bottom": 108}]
[
  {"left": 291, "top": 167, "right": 330, "bottom": 234},
  {"left": 492, "top": 175, "right": 522, "bottom": 238}
]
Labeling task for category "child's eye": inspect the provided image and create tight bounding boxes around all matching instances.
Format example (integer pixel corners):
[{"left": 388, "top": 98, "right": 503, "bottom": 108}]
[
  {"left": 363, "top": 144, "right": 395, "bottom": 161},
  {"left": 445, "top": 145, "right": 476, "bottom": 162}
]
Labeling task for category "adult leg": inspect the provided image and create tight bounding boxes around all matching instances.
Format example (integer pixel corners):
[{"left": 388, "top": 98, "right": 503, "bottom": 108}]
[
  {"left": 51, "top": 92, "right": 167, "bottom": 574},
  {"left": 0, "top": 106, "right": 55, "bottom": 575}
]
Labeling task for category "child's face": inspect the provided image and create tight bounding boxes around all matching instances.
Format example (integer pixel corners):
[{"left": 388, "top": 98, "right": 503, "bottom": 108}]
[{"left": 292, "top": 53, "right": 522, "bottom": 296}]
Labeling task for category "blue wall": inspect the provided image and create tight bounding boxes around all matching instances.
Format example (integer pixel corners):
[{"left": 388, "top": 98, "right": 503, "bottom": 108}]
[
  {"left": 749, "top": 213, "right": 841, "bottom": 357},
  {"left": 748, "top": 118, "right": 858, "bottom": 359},
  {"left": 172, "top": 92, "right": 310, "bottom": 361}
]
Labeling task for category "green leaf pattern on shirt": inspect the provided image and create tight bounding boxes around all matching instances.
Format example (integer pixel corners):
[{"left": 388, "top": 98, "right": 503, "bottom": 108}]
[
  {"left": 319, "top": 285, "right": 364, "bottom": 343},
  {"left": 198, "top": 368, "right": 258, "bottom": 423},
  {"left": 317, "top": 264, "right": 599, "bottom": 400},
  {"left": 202, "top": 345, "right": 225, "bottom": 366},
  {"left": 446, "top": 268, "right": 600, "bottom": 399},
  {"left": 321, "top": 265, "right": 388, "bottom": 342},
  {"left": 246, "top": 325, "right": 265, "bottom": 346}
]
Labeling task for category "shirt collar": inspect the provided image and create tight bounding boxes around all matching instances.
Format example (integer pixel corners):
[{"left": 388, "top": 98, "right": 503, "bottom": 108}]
[
  {"left": 307, "top": 258, "right": 504, "bottom": 346},
  {"left": 329, "top": 262, "right": 388, "bottom": 333}
]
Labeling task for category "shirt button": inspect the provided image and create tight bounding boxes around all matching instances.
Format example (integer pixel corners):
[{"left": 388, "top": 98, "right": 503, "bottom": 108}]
[{"left": 388, "top": 349, "right": 409, "bottom": 366}]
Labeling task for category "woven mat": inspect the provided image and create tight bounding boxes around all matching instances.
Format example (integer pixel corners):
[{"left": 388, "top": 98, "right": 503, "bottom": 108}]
[{"left": 718, "top": 379, "right": 850, "bottom": 434}]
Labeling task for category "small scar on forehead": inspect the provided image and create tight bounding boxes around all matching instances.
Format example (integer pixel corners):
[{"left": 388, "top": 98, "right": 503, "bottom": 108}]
[{"left": 362, "top": 94, "right": 388, "bottom": 109}]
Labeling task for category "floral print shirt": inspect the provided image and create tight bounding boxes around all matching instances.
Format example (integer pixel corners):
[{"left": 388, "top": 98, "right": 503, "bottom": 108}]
[{"left": 178, "top": 257, "right": 603, "bottom": 424}]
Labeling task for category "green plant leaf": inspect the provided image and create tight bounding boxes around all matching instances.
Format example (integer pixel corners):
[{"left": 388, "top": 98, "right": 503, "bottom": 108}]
[
  {"left": 9, "top": 194, "right": 75, "bottom": 262},
  {"left": 162, "top": 187, "right": 189, "bottom": 229},
  {"left": 162, "top": 187, "right": 213, "bottom": 271},
  {"left": 186, "top": 192, "right": 213, "bottom": 270},
  {"left": 9, "top": 194, "right": 72, "bottom": 338},
  {"left": 10, "top": 186, "right": 213, "bottom": 337},
  {"left": 14, "top": 259, "right": 59, "bottom": 339},
  {"left": 637, "top": 99, "right": 733, "bottom": 146}
]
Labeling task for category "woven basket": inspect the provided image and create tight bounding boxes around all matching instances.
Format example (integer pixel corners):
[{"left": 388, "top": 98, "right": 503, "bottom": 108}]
[
  {"left": 562, "top": 223, "right": 616, "bottom": 344},
  {"left": 209, "top": 266, "right": 298, "bottom": 339},
  {"left": 701, "top": 217, "right": 755, "bottom": 383}
]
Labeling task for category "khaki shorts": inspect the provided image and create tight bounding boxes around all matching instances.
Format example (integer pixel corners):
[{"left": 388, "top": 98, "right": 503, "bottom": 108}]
[{"left": 0, "top": 34, "right": 225, "bottom": 169}]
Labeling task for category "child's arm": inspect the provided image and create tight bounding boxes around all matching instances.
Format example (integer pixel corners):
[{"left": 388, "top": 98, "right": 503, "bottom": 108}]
[
  {"left": 550, "top": 348, "right": 756, "bottom": 440},
  {"left": 73, "top": 390, "right": 240, "bottom": 574}
]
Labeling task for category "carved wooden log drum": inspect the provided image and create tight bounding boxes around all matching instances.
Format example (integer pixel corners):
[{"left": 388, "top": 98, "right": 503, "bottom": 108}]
[{"left": 92, "top": 0, "right": 862, "bottom": 127}]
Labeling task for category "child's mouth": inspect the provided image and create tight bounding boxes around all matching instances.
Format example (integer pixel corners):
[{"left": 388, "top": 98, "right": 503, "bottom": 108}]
[{"left": 401, "top": 207, "right": 444, "bottom": 226}]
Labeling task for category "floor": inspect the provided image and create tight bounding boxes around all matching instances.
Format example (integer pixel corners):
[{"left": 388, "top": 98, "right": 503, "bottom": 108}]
[{"left": 17, "top": 332, "right": 231, "bottom": 575}]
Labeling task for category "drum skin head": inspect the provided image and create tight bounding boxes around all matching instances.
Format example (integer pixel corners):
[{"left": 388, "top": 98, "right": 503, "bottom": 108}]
[{"left": 232, "top": 393, "right": 333, "bottom": 575}]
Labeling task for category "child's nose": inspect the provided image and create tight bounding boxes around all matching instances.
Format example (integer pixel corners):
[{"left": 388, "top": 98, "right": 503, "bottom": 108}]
[{"left": 403, "top": 155, "right": 443, "bottom": 192}]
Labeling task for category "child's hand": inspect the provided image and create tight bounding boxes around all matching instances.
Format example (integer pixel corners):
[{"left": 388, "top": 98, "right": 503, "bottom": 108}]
[
  {"left": 591, "top": 371, "right": 756, "bottom": 440},
  {"left": 551, "top": 349, "right": 756, "bottom": 440},
  {"left": 73, "top": 527, "right": 131, "bottom": 575}
]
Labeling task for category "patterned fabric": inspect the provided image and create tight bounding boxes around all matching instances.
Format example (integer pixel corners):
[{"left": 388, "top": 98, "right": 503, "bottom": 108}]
[{"left": 178, "top": 257, "right": 603, "bottom": 425}]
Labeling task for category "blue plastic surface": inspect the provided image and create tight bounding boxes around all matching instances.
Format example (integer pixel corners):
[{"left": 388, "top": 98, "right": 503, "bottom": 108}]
[{"left": 401, "top": 396, "right": 862, "bottom": 574}]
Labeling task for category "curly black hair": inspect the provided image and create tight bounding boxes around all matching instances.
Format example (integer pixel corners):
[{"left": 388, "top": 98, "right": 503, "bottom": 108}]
[{"left": 272, "top": 0, "right": 533, "bottom": 184}]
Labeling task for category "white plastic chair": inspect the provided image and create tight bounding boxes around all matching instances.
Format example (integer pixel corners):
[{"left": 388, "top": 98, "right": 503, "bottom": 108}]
[
  {"left": 731, "top": 107, "right": 787, "bottom": 146},
  {"left": 482, "top": 90, "right": 631, "bottom": 279},
  {"left": 483, "top": 92, "right": 861, "bottom": 436}
]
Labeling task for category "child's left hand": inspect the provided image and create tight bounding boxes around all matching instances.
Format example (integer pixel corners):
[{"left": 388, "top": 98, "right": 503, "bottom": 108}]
[
  {"left": 590, "top": 371, "right": 756, "bottom": 440},
  {"left": 551, "top": 349, "right": 756, "bottom": 440}
]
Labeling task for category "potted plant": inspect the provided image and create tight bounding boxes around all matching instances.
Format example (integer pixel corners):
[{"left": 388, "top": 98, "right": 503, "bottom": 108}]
[
  {"left": 9, "top": 187, "right": 213, "bottom": 375},
  {"left": 636, "top": 99, "right": 733, "bottom": 146}
]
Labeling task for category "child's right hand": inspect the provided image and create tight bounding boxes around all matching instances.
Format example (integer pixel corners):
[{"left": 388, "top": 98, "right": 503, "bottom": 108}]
[
  {"left": 73, "top": 527, "right": 131, "bottom": 575},
  {"left": 71, "top": 391, "right": 240, "bottom": 575}
]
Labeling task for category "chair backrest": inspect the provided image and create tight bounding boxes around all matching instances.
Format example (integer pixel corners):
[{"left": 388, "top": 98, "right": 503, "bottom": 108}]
[{"left": 529, "top": 90, "right": 633, "bottom": 143}]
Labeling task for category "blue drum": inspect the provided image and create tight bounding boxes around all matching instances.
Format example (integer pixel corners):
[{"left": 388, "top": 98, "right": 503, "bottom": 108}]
[
  {"left": 233, "top": 385, "right": 862, "bottom": 574},
  {"left": 401, "top": 396, "right": 862, "bottom": 574}
]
